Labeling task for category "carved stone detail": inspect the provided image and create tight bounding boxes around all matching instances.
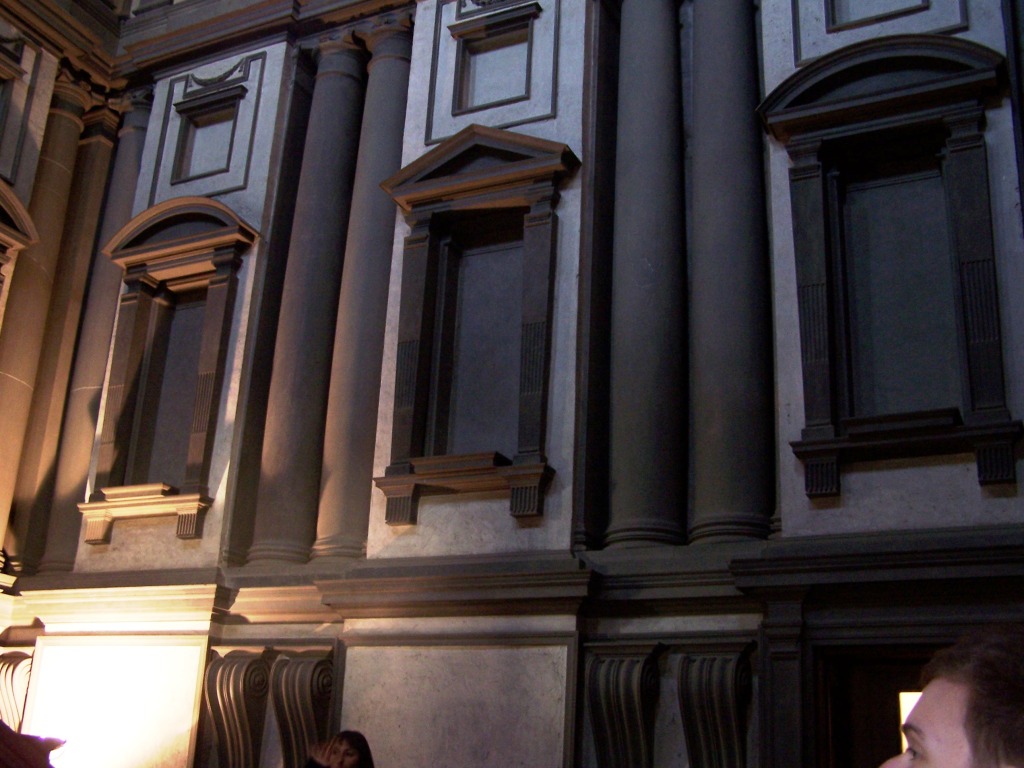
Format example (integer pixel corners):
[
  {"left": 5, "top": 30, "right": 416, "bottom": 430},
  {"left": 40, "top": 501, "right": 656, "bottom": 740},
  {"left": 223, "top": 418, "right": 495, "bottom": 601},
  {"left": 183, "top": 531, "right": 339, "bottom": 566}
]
[
  {"left": 585, "top": 650, "right": 660, "bottom": 768},
  {"left": 203, "top": 651, "right": 272, "bottom": 768},
  {"left": 677, "top": 650, "right": 753, "bottom": 768},
  {"left": 0, "top": 652, "right": 32, "bottom": 730},
  {"left": 270, "top": 654, "right": 334, "bottom": 768}
]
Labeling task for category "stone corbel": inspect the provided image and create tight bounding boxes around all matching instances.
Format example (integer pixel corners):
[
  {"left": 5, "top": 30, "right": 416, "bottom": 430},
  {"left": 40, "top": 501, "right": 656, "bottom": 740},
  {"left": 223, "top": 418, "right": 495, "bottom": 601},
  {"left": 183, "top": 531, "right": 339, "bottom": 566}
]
[
  {"left": 78, "top": 483, "right": 211, "bottom": 544},
  {"left": 204, "top": 650, "right": 272, "bottom": 768},
  {"left": 678, "top": 647, "right": 754, "bottom": 768},
  {"left": 585, "top": 646, "right": 662, "bottom": 768},
  {"left": 270, "top": 654, "right": 334, "bottom": 768},
  {"left": 0, "top": 652, "right": 32, "bottom": 730}
]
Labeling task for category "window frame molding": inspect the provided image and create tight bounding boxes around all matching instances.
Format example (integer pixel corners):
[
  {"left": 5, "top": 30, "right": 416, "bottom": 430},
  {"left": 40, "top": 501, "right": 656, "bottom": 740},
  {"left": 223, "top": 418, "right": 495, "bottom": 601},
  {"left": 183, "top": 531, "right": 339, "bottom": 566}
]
[
  {"left": 760, "top": 34, "right": 1022, "bottom": 496},
  {"left": 81, "top": 196, "right": 256, "bottom": 543},
  {"left": 376, "top": 123, "right": 578, "bottom": 525}
]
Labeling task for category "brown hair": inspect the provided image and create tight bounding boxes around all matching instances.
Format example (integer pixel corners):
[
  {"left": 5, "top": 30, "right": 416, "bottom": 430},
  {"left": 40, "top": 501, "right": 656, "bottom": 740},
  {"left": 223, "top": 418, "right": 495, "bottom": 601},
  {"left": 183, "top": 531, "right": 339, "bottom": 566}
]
[{"left": 921, "top": 625, "right": 1024, "bottom": 768}]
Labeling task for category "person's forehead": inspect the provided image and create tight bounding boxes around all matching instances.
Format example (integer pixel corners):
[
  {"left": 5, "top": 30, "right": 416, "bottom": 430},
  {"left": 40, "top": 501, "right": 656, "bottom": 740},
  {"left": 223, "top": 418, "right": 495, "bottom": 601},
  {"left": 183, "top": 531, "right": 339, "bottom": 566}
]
[{"left": 905, "top": 678, "right": 971, "bottom": 736}]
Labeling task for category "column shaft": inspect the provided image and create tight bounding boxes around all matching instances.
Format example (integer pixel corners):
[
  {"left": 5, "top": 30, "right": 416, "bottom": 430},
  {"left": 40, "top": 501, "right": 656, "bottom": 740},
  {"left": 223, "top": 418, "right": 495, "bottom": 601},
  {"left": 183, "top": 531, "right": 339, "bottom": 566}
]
[
  {"left": 606, "top": 0, "right": 686, "bottom": 546},
  {"left": 248, "top": 39, "right": 366, "bottom": 563},
  {"left": 315, "top": 21, "right": 412, "bottom": 558},
  {"left": 6, "top": 106, "right": 119, "bottom": 574},
  {"left": 39, "top": 91, "right": 152, "bottom": 573},
  {"left": 0, "top": 77, "right": 90, "bottom": 570},
  {"left": 689, "top": 0, "right": 773, "bottom": 542}
]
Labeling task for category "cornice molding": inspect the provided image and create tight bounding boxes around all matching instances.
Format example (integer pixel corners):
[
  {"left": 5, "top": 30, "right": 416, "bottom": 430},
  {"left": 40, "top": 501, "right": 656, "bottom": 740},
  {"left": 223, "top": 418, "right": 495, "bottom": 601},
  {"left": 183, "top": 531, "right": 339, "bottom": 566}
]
[
  {"left": 9, "top": 582, "right": 232, "bottom": 632},
  {"left": 0, "top": 0, "right": 123, "bottom": 89},
  {"left": 119, "top": 0, "right": 414, "bottom": 73},
  {"left": 731, "top": 525, "right": 1024, "bottom": 591},
  {"left": 317, "top": 552, "right": 592, "bottom": 618}
]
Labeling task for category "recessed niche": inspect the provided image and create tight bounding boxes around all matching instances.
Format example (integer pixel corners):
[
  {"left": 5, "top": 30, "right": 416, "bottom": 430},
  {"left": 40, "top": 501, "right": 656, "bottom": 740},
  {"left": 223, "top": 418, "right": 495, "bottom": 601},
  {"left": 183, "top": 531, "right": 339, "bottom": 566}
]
[
  {"left": 456, "top": 25, "right": 530, "bottom": 112},
  {"left": 174, "top": 106, "right": 237, "bottom": 181},
  {"left": 172, "top": 84, "right": 246, "bottom": 183}
]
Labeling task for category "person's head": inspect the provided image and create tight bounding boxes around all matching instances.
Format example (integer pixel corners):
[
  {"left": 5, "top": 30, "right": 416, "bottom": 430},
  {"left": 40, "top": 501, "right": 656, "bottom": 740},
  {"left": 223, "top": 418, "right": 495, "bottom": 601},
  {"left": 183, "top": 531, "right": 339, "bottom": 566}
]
[
  {"left": 879, "top": 624, "right": 1024, "bottom": 768},
  {"left": 334, "top": 730, "right": 374, "bottom": 768}
]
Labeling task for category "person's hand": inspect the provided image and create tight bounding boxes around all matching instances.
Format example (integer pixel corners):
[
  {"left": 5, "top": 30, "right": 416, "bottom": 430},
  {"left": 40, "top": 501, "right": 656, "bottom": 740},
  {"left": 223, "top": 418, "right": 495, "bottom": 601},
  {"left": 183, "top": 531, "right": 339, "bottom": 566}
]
[
  {"left": 309, "top": 742, "right": 334, "bottom": 767},
  {"left": 308, "top": 735, "right": 345, "bottom": 768}
]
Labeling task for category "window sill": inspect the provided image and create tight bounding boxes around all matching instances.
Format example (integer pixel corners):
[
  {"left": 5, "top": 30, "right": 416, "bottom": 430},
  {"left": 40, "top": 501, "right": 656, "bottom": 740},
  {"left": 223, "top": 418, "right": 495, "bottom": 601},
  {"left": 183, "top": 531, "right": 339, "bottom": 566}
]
[
  {"left": 791, "top": 416, "right": 1022, "bottom": 496},
  {"left": 374, "top": 452, "right": 554, "bottom": 525}
]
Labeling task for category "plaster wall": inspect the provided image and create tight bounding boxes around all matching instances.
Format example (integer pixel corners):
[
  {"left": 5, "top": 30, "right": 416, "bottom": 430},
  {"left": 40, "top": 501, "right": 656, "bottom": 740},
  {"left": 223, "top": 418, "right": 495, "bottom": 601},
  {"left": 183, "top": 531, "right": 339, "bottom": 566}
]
[
  {"left": 761, "top": 0, "right": 1024, "bottom": 535},
  {"left": 368, "top": 0, "right": 585, "bottom": 558}
]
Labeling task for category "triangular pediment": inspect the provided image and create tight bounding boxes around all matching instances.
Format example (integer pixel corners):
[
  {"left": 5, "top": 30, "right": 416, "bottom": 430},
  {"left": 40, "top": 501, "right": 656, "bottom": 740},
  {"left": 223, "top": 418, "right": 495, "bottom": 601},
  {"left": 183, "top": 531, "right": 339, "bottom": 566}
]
[
  {"left": 759, "top": 35, "right": 1004, "bottom": 141},
  {"left": 383, "top": 124, "right": 579, "bottom": 213}
]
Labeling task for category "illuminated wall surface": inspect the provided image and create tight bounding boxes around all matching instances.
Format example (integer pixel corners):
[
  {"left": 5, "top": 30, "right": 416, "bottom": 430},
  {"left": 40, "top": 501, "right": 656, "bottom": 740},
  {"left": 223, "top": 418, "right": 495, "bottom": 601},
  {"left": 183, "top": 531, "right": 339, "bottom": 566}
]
[{"left": 20, "top": 637, "right": 207, "bottom": 768}]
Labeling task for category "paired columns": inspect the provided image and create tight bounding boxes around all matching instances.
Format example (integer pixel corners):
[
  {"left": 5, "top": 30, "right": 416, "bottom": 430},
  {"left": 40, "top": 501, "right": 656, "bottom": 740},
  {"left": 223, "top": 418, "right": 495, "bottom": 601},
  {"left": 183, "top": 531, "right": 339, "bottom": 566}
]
[
  {"left": 315, "top": 19, "right": 413, "bottom": 557},
  {"left": 0, "top": 74, "right": 92, "bottom": 571},
  {"left": 246, "top": 35, "right": 366, "bottom": 563},
  {"left": 605, "top": 0, "right": 772, "bottom": 547},
  {"left": 6, "top": 104, "right": 120, "bottom": 574},
  {"left": 249, "top": 17, "right": 412, "bottom": 563},
  {"left": 39, "top": 90, "right": 153, "bottom": 572}
]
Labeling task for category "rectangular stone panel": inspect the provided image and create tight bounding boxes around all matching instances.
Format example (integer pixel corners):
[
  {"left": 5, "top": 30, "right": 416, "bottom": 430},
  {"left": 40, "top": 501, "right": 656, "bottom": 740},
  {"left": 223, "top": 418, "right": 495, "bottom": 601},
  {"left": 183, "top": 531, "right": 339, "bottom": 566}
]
[{"left": 341, "top": 642, "right": 571, "bottom": 767}]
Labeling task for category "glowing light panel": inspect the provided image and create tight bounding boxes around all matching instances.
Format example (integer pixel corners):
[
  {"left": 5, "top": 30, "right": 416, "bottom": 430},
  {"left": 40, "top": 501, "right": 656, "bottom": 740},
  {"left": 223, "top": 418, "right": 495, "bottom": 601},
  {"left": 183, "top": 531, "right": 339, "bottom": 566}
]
[
  {"left": 21, "top": 636, "right": 207, "bottom": 768},
  {"left": 899, "top": 691, "right": 922, "bottom": 750}
]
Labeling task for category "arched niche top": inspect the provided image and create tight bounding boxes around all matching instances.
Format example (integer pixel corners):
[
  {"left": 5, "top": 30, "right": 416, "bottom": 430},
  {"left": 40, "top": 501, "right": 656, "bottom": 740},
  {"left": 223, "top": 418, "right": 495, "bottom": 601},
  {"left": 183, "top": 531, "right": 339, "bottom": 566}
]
[
  {"left": 382, "top": 123, "right": 580, "bottom": 215},
  {"left": 103, "top": 196, "right": 258, "bottom": 286},
  {"left": 0, "top": 179, "right": 38, "bottom": 258},
  {"left": 759, "top": 34, "right": 1005, "bottom": 142}
]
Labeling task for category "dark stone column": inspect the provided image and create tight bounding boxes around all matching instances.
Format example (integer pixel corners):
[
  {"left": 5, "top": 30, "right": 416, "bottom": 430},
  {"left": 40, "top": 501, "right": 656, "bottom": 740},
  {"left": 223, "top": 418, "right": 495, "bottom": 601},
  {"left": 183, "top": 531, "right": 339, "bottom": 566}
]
[
  {"left": 39, "top": 89, "right": 152, "bottom": 573},
  {"left": 0, "top": 74, "right": 91, "bottom": 572},
  {"left": 248, "top": 36, "right": 365, "bottom": 563},
  {"left": 689, "top": 0, "right": 774, "bottom": 542},
  {"left": 606, "top": 0, "right": 686, "bottom": 546},
  {"left": 6, "top": 105, "right": 119, "bottom": 574},
  {"left": 315, "top": 16, "right": 412, "bottom": 558}
]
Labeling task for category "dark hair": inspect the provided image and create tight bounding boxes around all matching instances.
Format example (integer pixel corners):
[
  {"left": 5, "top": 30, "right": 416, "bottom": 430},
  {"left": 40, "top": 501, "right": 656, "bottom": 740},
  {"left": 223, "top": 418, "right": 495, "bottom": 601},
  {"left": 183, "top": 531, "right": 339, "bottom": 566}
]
[
  {"left": 921, "top": 624, "right": 1024, "bottom": 768},
  {"left": 338, "top": 730, "right": 375, "bottom": 768}
]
